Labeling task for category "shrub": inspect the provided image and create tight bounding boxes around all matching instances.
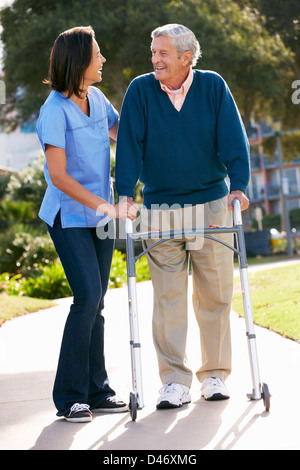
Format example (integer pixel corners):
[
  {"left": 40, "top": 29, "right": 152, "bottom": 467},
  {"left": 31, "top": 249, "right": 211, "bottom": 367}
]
[
  {"left": 7, "top": 155, "right": 46, "bottom": 213},
  {"left": 261, "top": 213, "right": 281, "bottom": 231},
  {"left": 109, "top": 249, "right": 150, "bottom": 288},
  {"left": 16, "top": 261, "right": 72, "bottom": 299},
  {"left": 0, "top": 173, "right": 11, "bottom": 199},
  {"left": 289, "top": 208, "right": 300, "bottom": 230},
  {"left": 0, "top": 199, "right": 37, "bottom": 224},
  {"left": 136, "top": 256, "right": 151, "bottom": 283},
  {"left": 109, "top": 250, "right": 128, "bottom": 288},
  {"left": 1, "top": 250, "right": 150, "bottom": 300},
  {"left": 0, "top": 229, "right": 58, "bottom": 275},
  {"left": 0, "top": 272, "right": 22, "bottom": 295}
]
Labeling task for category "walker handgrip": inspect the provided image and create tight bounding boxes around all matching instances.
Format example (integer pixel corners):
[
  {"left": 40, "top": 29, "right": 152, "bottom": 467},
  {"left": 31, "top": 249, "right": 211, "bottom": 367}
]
[
  {"left": 232, "top": 198, "right": 243, "bottom": 226},
  {"left": 126, "top": 218, "right": 133, "bottom": 234}
]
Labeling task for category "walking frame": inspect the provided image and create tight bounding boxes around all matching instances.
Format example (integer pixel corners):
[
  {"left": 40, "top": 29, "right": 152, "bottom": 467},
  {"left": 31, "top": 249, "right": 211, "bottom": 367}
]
[{"left": 125, "top": 199, "right": 271, "bottom": 421}]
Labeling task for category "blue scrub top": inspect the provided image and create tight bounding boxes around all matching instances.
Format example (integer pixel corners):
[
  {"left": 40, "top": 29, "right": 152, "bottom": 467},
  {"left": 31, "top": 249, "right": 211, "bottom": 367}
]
[{"left": 36, "top": 86, "right": 119, "bottom": 228}]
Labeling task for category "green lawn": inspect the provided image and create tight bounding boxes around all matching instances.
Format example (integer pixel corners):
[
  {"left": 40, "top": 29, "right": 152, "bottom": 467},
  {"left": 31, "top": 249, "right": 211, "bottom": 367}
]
[
  {"left": 232, "top": 263, "right": 300, "bottom": 342},
  {"left": 1, "top": 259, "right": 300, "bottom": 345},
  {"left": 0, "top": 295, "right": 54, "bottom": 324}
]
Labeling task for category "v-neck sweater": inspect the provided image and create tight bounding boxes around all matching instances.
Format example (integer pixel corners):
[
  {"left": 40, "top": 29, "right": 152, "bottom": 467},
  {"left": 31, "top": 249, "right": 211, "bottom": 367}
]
[{"left": 116, "top": 70, "right": 250, "bottom": 208}]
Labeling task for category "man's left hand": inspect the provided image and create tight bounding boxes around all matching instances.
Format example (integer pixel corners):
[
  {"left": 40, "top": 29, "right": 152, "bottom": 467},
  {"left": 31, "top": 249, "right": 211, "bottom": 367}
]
[{"left": 228, "top": 190, "right": 249, "bottom": 211}]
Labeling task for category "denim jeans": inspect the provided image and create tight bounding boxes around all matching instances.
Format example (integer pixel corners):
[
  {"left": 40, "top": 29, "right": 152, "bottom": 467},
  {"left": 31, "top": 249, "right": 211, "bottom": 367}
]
[{"left": 47, "top": 212, "right": 116, "bottom": 416}]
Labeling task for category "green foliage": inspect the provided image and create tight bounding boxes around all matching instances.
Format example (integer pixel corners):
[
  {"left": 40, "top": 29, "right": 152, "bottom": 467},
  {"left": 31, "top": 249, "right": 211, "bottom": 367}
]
[
  {"left": 289, "top": 208, "right": 300, "bottom": 230},
  {"left": 0, "top": 262, "right": 71, "bottom": 299},
  {"left": 0, "top": 153, "right": 149, "bottom": 299},
  {"left": 7, "top": 155, "right": 46, "bottom": 213},
  {"left": 235, "top": 0, "right": 300, "bottom": 129},
  {"left": 0, "top": 156, "right": 47, "bottom": 253},
  {"left": 262, "top": 136, "right": 277, "bottom": 159},
  {"left": 0, "top": 199, "right": 37, "bottom": 224},
  {"left": 261, "top": 213, "right": 281, "bottom": 231},
  {"left": 238, "top": 0, "right": 300, "bottom": 70},
  {"left": 109, "top": 250, "right": 128, "bottom": 288},
  {"left": 14, "top": 261, "right": 72, "bottom": 299},
  {"left": 0, "top": 173, "right": 11, "bottom": 199},
  {"left": 0, "top": 226, "right": 58, "bottom": 275},
  {"left": 0, "top": 272, "right": 22, "bottom": 295},
  {"left": 109, "top": 249, "right": 150, "bottom": 288},
  {"left": 0, "top": 155, "right": 51, "bottom": 276},
  {"left": 281, "top": 132, "right": 300, "bottom": 163},
  {"left": 0, "top": 249, "right": 150, "bottom": 299},
  {"left": 263, "top": 131, "right": 300, "bottom": 162},
  {"left": 0, "top": 0, "right": 296, "bottom": 128},
  {"left": 256, "top": 209, "right": 300, "bottom": 232}
]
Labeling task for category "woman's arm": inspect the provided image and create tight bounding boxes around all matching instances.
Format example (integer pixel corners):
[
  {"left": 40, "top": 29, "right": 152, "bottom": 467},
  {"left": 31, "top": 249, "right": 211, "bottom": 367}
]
[
  {"left": 45, "top": 144, "right": 137, "bottom": 220},
  {"left": 109, "top": 121, "right": 118, "bottom": 141}
]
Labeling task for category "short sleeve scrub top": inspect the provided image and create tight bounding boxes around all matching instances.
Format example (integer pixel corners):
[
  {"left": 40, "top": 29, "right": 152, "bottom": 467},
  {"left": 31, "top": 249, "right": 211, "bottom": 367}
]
[{"left": 36, "top": 86, "right": 119, "bottom": 228}]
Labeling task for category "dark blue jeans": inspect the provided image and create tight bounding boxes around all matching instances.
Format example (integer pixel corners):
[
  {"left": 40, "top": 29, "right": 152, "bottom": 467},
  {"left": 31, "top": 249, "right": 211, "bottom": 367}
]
[{"left": 47, "top": 212, "right": 116, "bottom": 416}]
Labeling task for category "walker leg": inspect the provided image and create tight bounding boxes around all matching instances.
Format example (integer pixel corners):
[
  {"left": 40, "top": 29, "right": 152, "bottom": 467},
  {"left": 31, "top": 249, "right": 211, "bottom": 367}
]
[
  {"left": 126, "top": 221, "right": 144, "bottom": 420},
  {"left": 127, "top": 275, "right": 144, "bottom": 411},
  {"left": 240, "top": 266, "right": 262, "bottom": 401},
  {"left": 233, "top": 200, "right": 270, "bottom": 410}
]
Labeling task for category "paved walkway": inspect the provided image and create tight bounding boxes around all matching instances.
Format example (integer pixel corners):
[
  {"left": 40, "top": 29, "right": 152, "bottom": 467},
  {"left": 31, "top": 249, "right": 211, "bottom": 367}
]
[{"left": 0, "top": 260, "right": 300, "bottom": 451}]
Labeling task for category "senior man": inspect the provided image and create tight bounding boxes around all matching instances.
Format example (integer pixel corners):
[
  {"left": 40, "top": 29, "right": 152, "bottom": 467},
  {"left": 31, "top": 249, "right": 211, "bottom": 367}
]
[{"left": 116, "top": 24, "right": 250, "bottom": 409}]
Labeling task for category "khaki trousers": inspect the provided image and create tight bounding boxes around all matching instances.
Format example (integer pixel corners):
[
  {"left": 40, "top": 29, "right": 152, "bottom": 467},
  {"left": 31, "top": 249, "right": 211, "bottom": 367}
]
[{"left": 142, "top": 196, "right": 234, "bottom": 386}]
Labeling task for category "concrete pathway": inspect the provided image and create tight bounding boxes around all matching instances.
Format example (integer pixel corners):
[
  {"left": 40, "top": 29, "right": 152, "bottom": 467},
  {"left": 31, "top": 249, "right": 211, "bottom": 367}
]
[{"left": 0, "top": 260, "right": 300, "bottom": 450}]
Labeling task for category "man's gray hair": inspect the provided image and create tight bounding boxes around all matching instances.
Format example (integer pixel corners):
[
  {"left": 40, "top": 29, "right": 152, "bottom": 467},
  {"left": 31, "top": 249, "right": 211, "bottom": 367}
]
[{"left": 151, "top": 24, "right": 201, "bottom": 67}]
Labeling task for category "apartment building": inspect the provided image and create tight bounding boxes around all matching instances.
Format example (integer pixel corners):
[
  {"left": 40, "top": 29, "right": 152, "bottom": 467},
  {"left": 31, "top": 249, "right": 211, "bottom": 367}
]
[{"left": 246, "top": 120, "right": 300, "bottom": 217}]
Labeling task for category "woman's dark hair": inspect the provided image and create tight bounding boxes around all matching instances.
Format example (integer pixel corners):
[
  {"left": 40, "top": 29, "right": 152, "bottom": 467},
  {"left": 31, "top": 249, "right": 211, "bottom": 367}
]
[{"left": 44, "top": 26, "right": 95, "bottom": 98}]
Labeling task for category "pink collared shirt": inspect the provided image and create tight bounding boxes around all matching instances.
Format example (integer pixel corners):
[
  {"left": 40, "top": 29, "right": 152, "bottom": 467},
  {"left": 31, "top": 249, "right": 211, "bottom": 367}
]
[{"left": 160, "top": 67, "right": 194, "bottom": 111}]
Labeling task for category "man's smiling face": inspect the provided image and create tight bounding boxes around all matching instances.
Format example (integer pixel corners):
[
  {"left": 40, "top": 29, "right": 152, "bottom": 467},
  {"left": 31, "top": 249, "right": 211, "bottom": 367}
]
[{"left": 151, "top": 35, "right": 190, "bottom": 90}]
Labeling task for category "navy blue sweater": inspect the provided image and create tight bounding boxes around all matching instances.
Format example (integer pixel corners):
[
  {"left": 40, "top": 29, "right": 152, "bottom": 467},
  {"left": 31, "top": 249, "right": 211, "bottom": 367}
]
[{"left": 115, "top": 70, "right": 250, "bottom": 208}]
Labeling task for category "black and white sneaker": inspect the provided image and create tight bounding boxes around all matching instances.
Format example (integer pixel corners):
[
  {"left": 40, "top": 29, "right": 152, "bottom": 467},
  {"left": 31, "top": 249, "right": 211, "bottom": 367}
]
[
  {"left": 64, "top": 403, "right": 92, "bottom": 422},
  {"left": 201, "top": 377, "right": 230, "bottom": 401},
  {"left": 157, "top": 383, "right": 191, "bottom": 409},
  {"left": 92, "top": 396, "right": 129, "bottom": 413}
]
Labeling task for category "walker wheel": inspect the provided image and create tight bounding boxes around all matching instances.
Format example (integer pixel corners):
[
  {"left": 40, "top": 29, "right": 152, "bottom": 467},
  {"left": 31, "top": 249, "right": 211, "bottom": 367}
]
[
  {"left": 129, "top": 392, "right": 137, "bottom": 421},
  {"left": 262, "top": 383, "right": 271, "bottom": 412}
]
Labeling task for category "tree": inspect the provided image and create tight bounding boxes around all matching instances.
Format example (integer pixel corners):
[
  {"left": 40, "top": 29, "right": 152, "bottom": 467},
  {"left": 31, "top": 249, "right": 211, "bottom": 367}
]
[
  {"left": 164, "top": 0, "right": 294, "bottom": 125},
  {"left": 235, "top": 0, "right": 300, "bottom": 129},
  {"left": 0, "top": 0, "right": 295, "bottom": 129}
]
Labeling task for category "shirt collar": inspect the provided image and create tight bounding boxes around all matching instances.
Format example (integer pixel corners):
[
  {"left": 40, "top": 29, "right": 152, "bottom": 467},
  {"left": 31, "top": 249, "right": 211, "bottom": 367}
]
[{"left": 160, "top": 67, "right": 194, "bottom": 95}]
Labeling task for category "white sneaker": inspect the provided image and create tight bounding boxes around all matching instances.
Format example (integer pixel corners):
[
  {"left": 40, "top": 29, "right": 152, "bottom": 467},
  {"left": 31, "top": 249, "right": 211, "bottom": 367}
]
[
  {"left": 157, "top": 383, "right": 191, "bottom": 409},
  {"left": 201, "top": 377, "right": 230, "bottom": 401}
]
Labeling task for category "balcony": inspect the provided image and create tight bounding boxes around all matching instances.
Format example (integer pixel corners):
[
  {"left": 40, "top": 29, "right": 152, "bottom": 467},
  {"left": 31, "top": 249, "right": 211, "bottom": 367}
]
[
  {"left": 263, "top": 156, "right": 278, "bottom": 168},
  {"left": 250, "top": 154, "right": 261, "bottom": 170},
  {"left": 266, "top": 184, "right": 280, "bottom": 199}
]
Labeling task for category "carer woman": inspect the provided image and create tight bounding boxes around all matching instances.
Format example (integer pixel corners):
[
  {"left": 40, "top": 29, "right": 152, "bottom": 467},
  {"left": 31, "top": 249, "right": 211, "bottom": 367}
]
[{"left": 36, "top": 26, "right": 137, "bottom": 423}]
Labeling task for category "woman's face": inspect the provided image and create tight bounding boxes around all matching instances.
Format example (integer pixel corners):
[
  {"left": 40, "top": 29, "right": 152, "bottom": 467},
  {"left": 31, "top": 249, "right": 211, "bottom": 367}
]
[{"left": 83, "top": 38, "right": 106, "bottom": 86}]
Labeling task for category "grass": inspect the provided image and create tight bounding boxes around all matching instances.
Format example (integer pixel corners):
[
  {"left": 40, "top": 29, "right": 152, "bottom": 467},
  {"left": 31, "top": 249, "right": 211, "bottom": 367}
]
[
  {"left": 0, "top": 295, "right": 54, "bottom": 325},
  {"left": 234, "top": 253, "right": 297, "bottom": 267},
  {"left": 232, "top": 263, "right": 300, "bottom": 342},
  {"left": 1, "top": 255, "right": 300, "bottom": 345}
]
